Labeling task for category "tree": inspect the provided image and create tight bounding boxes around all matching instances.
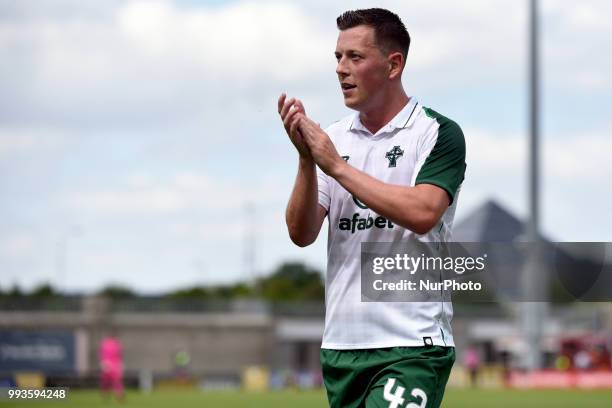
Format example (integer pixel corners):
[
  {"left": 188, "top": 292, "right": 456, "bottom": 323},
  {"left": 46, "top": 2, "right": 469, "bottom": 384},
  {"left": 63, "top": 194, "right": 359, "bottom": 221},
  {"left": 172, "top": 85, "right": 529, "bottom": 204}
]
[
  {"left": 98, "top": 285, "right": 136, "bottom": 299},
  {"left": 30, "top": 283, "right": 57, "bottom": 298},
  {"left": 258, "top": 262, "right": 324, "bottom": 301}
]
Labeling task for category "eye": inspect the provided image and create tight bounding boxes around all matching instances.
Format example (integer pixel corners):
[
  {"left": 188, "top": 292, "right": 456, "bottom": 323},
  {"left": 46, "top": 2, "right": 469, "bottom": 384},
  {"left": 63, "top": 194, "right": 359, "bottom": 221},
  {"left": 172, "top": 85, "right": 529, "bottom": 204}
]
[
  {"left": 351, "top": 54, "right": 361, "bottom": 61},
  {"left": 334, "top": 53, "right": 341, "bottom": 61}
]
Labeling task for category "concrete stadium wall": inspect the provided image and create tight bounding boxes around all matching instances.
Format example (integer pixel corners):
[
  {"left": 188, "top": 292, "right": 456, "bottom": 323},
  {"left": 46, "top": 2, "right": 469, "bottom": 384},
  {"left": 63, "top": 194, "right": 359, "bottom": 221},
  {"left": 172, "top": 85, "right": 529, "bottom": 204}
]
[{"left": 0, "top": 297, "right": 281, "bottom": 378}]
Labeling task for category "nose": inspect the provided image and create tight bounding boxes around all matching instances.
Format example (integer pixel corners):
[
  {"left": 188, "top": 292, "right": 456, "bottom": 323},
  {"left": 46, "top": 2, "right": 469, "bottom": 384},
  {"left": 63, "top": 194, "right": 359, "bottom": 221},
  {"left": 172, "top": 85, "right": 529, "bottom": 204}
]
[{"left": 336, "top": 56, "right": 349, "bottom": 78}]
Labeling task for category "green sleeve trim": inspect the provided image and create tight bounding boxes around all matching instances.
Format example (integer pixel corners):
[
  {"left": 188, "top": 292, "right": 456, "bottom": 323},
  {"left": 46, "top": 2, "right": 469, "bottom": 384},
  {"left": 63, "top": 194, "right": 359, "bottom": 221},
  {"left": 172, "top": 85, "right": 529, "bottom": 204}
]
[{"left": 415, "top": 107, "right": 466, "bottom": 205}]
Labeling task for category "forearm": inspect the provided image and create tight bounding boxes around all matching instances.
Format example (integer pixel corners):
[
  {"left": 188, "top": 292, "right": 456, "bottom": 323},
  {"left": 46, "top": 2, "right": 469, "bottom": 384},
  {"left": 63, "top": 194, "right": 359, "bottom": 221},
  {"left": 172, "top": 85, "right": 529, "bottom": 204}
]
[
  {"left": 332, "top": 162, "right": 444, "bottom": 234},
  {"left": 286, "top": 157, "right": 322, "bottom": 246}
]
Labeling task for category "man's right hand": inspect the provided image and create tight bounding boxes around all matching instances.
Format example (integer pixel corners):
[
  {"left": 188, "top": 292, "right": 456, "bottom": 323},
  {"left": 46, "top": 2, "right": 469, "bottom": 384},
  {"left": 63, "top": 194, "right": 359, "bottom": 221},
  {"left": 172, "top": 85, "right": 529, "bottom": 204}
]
[{"left": 278, "top": 93, "right": 311, "bottom": 159}]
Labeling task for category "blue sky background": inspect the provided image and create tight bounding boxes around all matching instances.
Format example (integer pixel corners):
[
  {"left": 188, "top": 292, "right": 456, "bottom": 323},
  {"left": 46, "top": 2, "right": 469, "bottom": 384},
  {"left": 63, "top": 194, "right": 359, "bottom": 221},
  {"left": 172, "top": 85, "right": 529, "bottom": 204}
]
[{"left": 1, "top": 0, "right": 611, "bottom": 293}]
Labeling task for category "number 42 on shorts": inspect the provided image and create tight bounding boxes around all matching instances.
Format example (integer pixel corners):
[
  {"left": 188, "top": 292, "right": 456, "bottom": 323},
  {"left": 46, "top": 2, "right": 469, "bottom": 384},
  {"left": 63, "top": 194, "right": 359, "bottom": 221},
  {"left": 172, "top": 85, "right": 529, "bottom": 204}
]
[{"left": 383, "top": 378, "right": 427, "bottom": 408}]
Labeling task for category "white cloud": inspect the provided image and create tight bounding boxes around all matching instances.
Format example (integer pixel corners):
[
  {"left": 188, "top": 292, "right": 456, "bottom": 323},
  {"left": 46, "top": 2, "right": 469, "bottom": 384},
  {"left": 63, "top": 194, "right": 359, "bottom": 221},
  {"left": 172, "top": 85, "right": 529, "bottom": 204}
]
[
  {"left": 5, "top": 1, "right": 333, "bottom": 92},
  {"left": 117, "top": 0, "right": 333, "bottom": 81},
  {"left": 543, "top": 0, "right": 612, "bottom": 30},
  {"left": 2, "top": 0, "right": 610, "bottom": 131},
  {"left": 0, "top": 233, "right": 34, "bottom": 258},
  {"left": 541, "top": 0, "right": 612, "bottom": 90},
  {"left": 0, "top": 0, "right": 340, "bottom": 130},
  {"left": 544, "top": 132, "right": 612, "bottom": 181},
  {"left": 465, "top": 128, "right": 612, "bottom": 187},
  {"left": 62, "top": 170, "right": 291, "bottom": 216},
  {"left": 457, "top": 126, "right": 612, "bottom": 241},
  {"left": 65, "top": 187, "right": 187, "bottom": 214},
  {"left": 465, "top": 129, "right": 526, "bottom": 172},
  {"left": 0, "top": 128, "right": 63, "bottom": 155}
]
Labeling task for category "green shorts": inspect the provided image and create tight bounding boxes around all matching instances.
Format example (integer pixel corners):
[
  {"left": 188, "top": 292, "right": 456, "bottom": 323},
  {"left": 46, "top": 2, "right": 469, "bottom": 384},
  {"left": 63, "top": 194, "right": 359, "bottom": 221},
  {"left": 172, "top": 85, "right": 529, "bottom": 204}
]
[{"left": 320, "top": 346, "right": 455, "bottom": 408}]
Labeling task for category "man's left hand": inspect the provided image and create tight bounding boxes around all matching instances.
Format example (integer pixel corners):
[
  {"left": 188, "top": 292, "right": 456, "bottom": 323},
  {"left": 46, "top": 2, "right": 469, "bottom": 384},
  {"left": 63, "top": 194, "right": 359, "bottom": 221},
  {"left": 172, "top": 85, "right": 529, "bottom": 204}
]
[{"left": 298, "top": 117, "right": 345, "bottom": 177}]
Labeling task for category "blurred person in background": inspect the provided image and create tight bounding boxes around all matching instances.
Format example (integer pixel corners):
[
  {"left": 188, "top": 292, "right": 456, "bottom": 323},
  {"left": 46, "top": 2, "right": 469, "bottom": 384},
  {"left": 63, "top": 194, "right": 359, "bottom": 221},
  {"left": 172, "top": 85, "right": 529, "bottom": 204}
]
[
  {"left": 574, "top": 349, "right": 592, "bottom": 370},
  {"left": 463, "top": 344, "right": 481, "bottom": 387},
  {"left": 99, "top": 330, "right": 125, "bottom": 402},
  {"left": 593, "top": 344, "right": 612, "bottom": 371}
]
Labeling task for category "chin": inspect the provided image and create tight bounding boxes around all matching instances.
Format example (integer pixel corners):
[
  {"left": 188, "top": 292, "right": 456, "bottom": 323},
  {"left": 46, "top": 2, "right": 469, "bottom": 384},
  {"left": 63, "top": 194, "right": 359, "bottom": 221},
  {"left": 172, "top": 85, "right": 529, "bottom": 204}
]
[
  {"left": 343, "top": 100, "right": 355, "bottom": 109},
  {"left": 343, "top": 97, "right": 362, "bottom": 110}
]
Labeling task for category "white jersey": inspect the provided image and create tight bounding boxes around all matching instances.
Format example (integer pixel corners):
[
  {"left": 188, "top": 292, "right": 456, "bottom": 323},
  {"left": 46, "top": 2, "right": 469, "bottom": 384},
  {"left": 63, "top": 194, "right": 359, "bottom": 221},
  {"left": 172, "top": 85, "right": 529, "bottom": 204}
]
[{"left": 318, "top": 98, "right": 466, "bottom": 349}]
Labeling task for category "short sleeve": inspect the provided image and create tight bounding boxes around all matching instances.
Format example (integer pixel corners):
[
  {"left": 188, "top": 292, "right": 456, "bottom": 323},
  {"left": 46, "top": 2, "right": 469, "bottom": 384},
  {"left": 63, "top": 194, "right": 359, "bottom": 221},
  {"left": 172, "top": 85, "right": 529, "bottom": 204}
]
[
  {"left": 317, "top": 166, "right": 330, "bottom": 212},
  {"left": 414, "top": 108, "right": 466, "bottom": 205}
]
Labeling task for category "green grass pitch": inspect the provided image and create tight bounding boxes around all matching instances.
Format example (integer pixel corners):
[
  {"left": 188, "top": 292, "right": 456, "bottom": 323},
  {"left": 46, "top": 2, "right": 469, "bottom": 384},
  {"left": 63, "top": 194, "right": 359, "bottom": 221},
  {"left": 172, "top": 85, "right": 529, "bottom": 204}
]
[{"left": 2, "top": 388, "right": 612, "bottom": 407}]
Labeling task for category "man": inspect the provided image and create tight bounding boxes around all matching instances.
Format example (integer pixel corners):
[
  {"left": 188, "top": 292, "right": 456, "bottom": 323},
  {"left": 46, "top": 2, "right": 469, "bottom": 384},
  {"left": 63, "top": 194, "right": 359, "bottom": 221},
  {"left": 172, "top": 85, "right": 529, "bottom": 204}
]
[
  {"left": 278, "top": 8, "right": 466, "bottom": 408},
  {"left": 99, "top": 331, "right": 124, "bottom": 402}
]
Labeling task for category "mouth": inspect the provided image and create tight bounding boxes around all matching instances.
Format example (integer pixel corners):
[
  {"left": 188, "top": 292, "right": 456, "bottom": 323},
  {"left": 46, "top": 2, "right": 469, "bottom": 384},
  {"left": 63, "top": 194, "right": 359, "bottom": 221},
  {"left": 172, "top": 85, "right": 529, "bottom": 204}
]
[{"left": 341, "top": 83, "right": 357, "bottom": 90}]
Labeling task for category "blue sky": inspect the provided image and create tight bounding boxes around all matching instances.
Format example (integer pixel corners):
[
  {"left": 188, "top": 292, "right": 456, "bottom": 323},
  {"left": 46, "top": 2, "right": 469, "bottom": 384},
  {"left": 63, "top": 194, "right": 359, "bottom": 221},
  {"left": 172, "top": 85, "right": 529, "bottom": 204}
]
[{"left": 1, "top": 0, "right": 611, "bottom": 293}]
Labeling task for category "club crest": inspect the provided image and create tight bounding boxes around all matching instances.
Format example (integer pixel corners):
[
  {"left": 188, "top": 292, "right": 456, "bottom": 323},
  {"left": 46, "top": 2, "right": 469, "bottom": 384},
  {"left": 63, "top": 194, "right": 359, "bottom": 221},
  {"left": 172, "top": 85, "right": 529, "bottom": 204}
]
[{"left": 385, "top": 146, "right": 404, "bottom": 167}]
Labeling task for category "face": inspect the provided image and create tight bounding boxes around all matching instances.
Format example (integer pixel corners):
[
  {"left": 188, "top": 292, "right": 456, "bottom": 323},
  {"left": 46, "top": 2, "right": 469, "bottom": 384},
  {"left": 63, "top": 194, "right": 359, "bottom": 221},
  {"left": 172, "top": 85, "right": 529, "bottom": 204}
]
[{"left": 335, "top": 25, "right": 390, "bottom": 111}]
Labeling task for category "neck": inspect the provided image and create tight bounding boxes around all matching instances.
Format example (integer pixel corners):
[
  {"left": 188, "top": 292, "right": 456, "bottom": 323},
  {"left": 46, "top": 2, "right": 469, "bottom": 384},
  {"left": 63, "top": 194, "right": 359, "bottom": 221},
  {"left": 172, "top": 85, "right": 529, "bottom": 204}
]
[{"left": 359, "top": 86, "right": 410, "bottom": 134}]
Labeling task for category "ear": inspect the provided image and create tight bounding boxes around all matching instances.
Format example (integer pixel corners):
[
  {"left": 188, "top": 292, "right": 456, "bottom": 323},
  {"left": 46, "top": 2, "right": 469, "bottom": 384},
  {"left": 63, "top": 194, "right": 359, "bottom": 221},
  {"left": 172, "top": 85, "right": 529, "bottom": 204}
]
[{"left": 387, "top": 52, "right": 404, "bottom": 80}]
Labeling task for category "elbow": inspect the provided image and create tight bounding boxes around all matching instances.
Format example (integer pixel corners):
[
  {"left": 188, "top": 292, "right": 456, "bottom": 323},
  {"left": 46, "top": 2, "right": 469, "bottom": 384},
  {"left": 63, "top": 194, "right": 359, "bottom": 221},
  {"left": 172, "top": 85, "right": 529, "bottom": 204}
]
[
  {"left": 288, "top": 230, "right": 315, "bottom": 247},
  {"left": 408, "top": 211, "right": 439, "bottom": 235},
  {"left": 286, "top": 218, "right": 315, "bottom": 247},
  {"left": 412, "top": 224, "right": 434, "bottom": 235}
]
